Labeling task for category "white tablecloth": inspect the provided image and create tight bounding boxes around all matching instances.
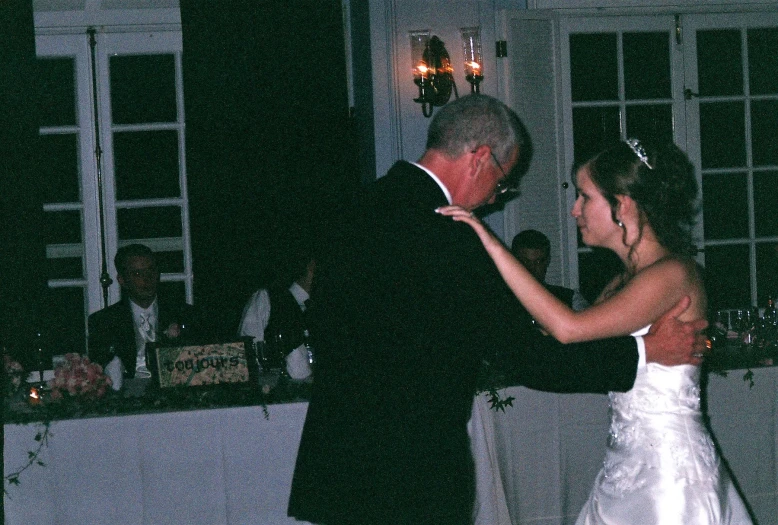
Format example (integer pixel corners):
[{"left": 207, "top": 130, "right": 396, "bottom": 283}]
[
  {"left": 5, "top": 367, "right": 777, "bottom": 525},
  {"left": 4, "top": 402, "right": 313, "bottom": 525}
]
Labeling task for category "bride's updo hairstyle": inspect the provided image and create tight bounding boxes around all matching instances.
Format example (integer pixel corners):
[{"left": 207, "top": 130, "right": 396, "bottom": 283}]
[{"left": 586, "top": 139, "right": 699, "bottom": 257}]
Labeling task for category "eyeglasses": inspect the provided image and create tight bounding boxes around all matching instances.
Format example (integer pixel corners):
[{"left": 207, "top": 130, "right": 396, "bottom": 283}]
[{"left": 489, "top": 151, "right": 518, "bottom": 195}]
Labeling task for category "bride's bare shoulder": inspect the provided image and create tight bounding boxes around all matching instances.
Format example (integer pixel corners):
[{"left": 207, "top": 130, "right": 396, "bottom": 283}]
[
  {"left": 643, "top": 255, "right": 697, "bottom": 280},
  {"left": 649, "top": 255, "right": 707, "bottom": 317}
]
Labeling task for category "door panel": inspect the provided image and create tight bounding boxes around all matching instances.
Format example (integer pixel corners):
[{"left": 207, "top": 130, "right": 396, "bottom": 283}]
[{"left": 684, "top": 12, "right": 778, "bottom": 308}]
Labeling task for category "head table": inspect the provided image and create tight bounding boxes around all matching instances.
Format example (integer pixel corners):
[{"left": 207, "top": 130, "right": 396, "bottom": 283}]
[{"left": 5, "top": 366, "right": 777, "bottom": 525}]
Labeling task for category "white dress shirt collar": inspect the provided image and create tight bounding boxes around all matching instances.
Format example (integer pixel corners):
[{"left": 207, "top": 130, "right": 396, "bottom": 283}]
[{"left": 411, "top": 162, "right": 452, "bottom": 205}]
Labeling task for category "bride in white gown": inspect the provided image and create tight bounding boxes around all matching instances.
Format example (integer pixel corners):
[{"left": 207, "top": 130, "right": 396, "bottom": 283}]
[{"left": 439, "top": 139, "right": 752, "bottom": 524}]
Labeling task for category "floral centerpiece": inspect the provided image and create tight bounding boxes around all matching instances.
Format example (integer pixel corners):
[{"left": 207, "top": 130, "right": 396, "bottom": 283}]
[{"left": 48, "top": 353, "right": 112, "bottom": 401}]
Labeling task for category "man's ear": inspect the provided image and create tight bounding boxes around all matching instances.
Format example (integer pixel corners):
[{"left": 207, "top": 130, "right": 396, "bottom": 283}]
[
  {"left": 468, "top": 145, "right": 491, "bottom": 178},
  {"left": 116, "top": 273, "right": 125, "bottom": 288}
]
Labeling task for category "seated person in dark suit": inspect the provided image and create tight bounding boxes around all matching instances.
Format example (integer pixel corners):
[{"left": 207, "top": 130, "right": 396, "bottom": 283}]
[
  {"left": 88, "top": 244, "right": 202, "bottom": 381},
  {"left": 511, "top": 229, "right": 589, "bottom": 311},
  {"left": 238, "top": 248, "right": 316, "bottom": 380}
]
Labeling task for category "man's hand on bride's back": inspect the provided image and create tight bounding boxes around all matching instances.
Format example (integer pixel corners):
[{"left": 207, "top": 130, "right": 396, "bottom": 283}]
[{"left": 644, "top": 296, "right": 709, "bottom": 366}]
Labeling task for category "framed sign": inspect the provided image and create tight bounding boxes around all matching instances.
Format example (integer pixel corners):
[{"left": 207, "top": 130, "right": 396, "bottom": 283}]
[{"left": 149, "top": 340, "right": 257, "bottom": 388}]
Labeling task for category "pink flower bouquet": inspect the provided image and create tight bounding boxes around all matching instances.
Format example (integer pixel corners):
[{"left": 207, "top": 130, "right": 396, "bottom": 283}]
[{"left": 48, "top": 353, "right": 112, "bottom": 401}]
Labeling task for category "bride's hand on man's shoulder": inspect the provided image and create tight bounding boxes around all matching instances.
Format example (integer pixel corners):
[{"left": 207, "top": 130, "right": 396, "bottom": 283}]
[
  {"left": 436, "top": 205, "right": 481, "bottom": 226},
  {"left": 436, "top": 206, "right": 498, "bottom": 247}
]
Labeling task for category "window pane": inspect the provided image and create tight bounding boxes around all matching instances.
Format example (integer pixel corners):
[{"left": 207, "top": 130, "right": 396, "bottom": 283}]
[
  {"left": 46, "top": 286, "right": 87, "bottom": 355},
  {"left": 624, "top": 32, "right": 671, "bottom": 100},
  {"left": 570, "top": 33, "right": 618, "bottom": 101},
  {"left": 44, "top": 210, "right": 82, "bottom": 245},
  {"left": 114, "top": 130, "right": 180, "bottom": 200},
  {"left": 756, "top": 242, "right": 778, "bottom": 306},
  {"left": 572, "top": 106, "right": 621, "bottom": 165},
  {"left": 37, "top": 57, "right": 76, "bottom": 127},
  {"left": 751, "top": 100, "right": 778, "bottom": 167},
  {"left": 47, "top": 257, "right": 84, "bottom": 280},
  {"left": 578, "top": 248, "right": 624, "bottom": 305},
  {"left": 699, "top": 102, "right": 746, "bottom": 169},
  {"left": 697, "top": 30, "right": 743, "bottom": 97},
  {"left": 754, "top": 170, "right": 778, "bottom": 237},
  {"left": 702, "top": 172, "right": 748, "bottom": 240},
  {"left": 110, "top": 54, "right": 177, "bottom": 124},
  {"left": 704, "top": 245, "right": 750, "bottom": 310},
  {"left": 625, "top": 104, "right": 673, "bottom": 146},
  {"left": 40, "top": 134, "right": 80, "bottom": 203},
  {"left": 117, "top": 206, "right": 182, "bottom": 240},
  {"left": 748, "top": 28, "right": 778, "bottom": 95}
]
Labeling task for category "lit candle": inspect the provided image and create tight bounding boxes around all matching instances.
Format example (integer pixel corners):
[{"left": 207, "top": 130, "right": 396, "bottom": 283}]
[
  {"left": 414, "top": 62, "right": 429, "bottom": 81},
  {"left": 29, "top": 386, "right": 41, "bottom": 405}
]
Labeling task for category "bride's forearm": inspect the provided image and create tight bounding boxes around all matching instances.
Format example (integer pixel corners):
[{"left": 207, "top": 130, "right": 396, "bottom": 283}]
[{"left": 436, "top": 205, "right": 582, "bottom": 342}]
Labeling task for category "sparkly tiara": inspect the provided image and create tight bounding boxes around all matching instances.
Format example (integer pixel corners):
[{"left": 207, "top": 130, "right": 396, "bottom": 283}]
[{"left": 625, "top": 138, "right": 653, "bottom": 170}]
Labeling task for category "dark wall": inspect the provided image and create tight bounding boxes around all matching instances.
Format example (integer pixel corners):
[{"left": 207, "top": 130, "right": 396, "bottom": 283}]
[
  {"left": 180, "top": 1, "right": 361, "bottom": 340},
  {"left": 1, "top": 0, "right": 48, "bottom": 360}
]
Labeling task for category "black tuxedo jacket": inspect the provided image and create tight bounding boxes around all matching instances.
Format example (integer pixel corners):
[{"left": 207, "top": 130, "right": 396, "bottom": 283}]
[
  {"left": 87, "top": 297, "right": 202, "bottom": 378},
  {"left": 547, "top": 283, "right": 575, "bottom": 307},
  {"left": 288, "top": 161, "right": 639, "bottom": 524}
]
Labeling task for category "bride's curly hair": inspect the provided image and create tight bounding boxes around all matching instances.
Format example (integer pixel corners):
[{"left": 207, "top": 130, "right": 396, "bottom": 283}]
[{"left": 587, "top": 140, "right": 699, "bottom": 259}]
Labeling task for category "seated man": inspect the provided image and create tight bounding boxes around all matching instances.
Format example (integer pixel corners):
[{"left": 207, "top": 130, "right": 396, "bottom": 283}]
[
  {"left": 238, "top": 251, "right": 316, "bottom": 380},
  {"left": 88, "top": 244, "right": 202, "bottom": 382},
  {"left": 511, "top": 229, "right": 589, "bottom": 311}
]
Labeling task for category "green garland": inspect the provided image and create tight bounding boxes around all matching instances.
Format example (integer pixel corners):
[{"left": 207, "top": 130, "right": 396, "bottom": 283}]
[
  {"left": 4, "top": 421, "right": 50, "bottom": 495},
  {"left": 475, "top": 358, "right": 516, "bottom": 412}
]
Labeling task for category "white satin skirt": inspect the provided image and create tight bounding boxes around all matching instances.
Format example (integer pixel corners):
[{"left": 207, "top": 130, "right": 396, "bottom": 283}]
[{"left": 575, "top": 360, "right": 752, "bottom": 525}]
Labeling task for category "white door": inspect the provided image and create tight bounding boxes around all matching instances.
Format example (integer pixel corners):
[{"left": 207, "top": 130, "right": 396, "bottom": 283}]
[
  {"left": 35, "top": 29, "right": 192, "bottom": 352},
  {"left": 681, "top": 12, "right": 778, "bottom": 310}
]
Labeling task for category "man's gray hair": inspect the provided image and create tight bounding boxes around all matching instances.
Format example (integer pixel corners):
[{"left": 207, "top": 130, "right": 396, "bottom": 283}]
[{"left": 425, "top": 94, "right": 524, "bottom": 166}]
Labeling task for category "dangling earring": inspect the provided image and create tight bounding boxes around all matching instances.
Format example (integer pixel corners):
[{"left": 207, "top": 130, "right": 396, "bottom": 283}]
[{"left": 616, "top": 220, "right": 624, "bottom": 228}]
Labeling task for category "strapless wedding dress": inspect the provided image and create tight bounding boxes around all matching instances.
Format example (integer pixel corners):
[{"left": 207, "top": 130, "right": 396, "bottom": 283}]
[{"left": 575, "top": 326, "right": 752, "bottom": 525}]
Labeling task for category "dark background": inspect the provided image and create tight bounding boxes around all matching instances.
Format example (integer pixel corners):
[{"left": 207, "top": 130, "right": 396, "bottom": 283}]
[
  {"left": 1, "top": 0, "right": 366, "bottom": 357},
  {"left": 180, "top": 0, "right": 362, "bottom": 340}
]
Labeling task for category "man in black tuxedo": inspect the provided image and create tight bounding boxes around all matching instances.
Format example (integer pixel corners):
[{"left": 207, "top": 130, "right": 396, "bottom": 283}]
[
  {"left": 287, "top": 95, "right": 707, "bottom": 525},
  {"left": 88, "top": 244, "right": 202, "bottom": 379}
]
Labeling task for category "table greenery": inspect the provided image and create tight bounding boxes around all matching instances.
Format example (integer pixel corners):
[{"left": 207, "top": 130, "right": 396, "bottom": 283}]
[{"left": 476, "top": 357, "right": 515, "bottom": 412}]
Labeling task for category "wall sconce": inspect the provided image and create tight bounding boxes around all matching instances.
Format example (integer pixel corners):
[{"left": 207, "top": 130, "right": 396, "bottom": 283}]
[
  {"left": 409, "top": 30, "right": 454, "bottom": 117},
  {"left": 460, "top": 27, "right": 483, "bottom": 93}
]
